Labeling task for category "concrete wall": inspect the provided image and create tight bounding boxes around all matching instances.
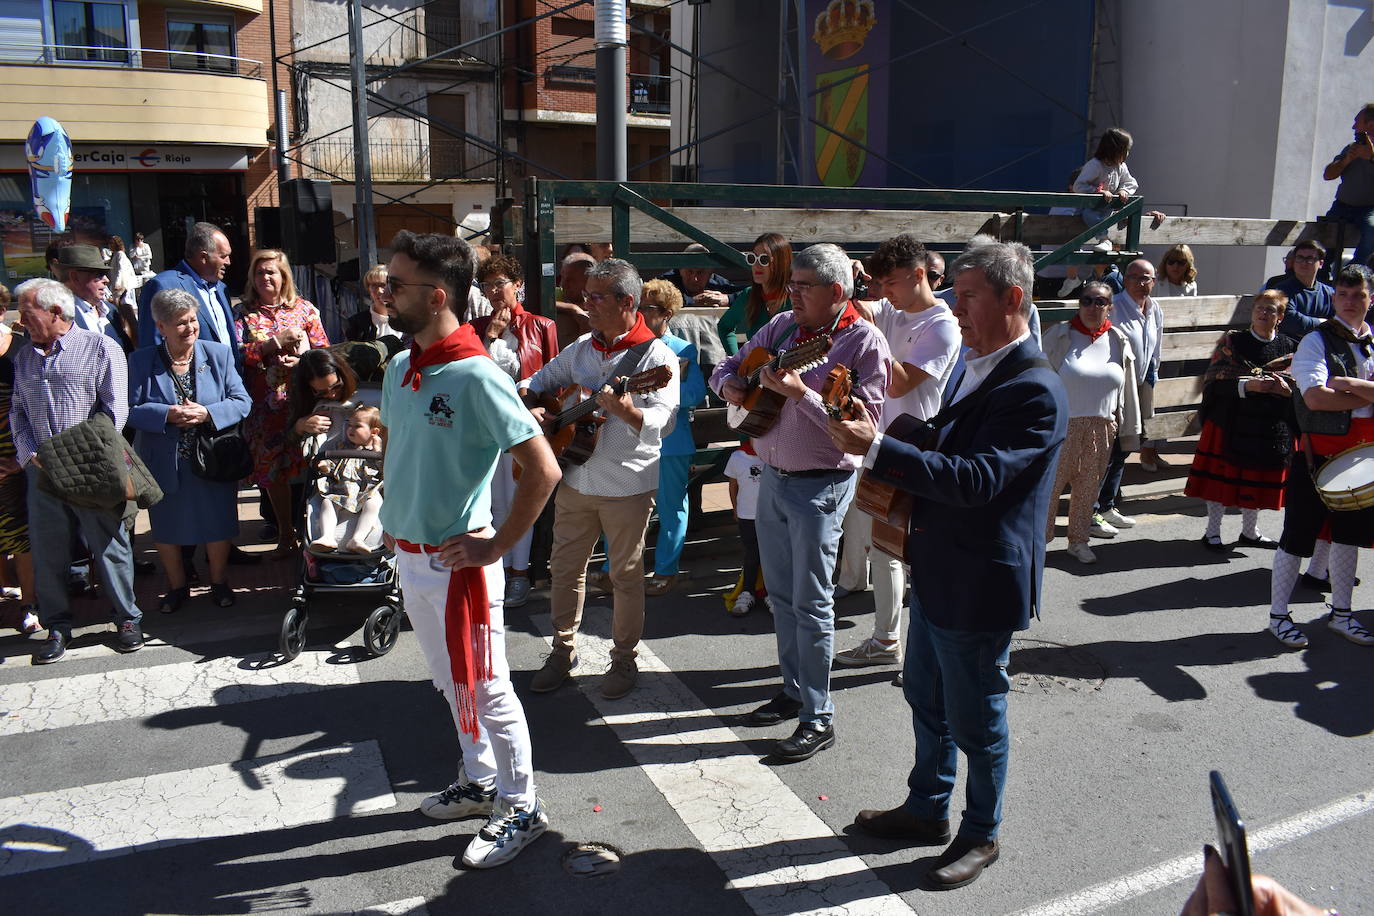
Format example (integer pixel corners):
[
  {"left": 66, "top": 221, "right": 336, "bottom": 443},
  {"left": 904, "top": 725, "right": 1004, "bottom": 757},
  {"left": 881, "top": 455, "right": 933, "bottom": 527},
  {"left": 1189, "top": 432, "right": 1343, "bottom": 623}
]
[{"left": 1115, "top": 0, "right": 1374, "bottom": 294}]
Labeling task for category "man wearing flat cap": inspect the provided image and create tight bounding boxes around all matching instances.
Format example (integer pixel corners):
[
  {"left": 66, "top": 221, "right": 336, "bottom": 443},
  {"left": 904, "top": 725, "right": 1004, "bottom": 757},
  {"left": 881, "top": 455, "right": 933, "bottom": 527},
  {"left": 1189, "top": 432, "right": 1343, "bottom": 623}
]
[{"left": 58, "top": 245, "right": 131, "bottom": 352}]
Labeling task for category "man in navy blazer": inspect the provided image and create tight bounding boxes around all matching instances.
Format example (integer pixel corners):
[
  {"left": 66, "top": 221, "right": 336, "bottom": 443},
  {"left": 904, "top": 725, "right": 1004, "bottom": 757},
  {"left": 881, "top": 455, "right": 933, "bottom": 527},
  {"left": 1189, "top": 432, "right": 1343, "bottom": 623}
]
[
  {"left": 138, "top": 222, "right": 242, "bottom": 374},
  {"left": 828, "top": 241, "right": 1067, "bottom": 891}
]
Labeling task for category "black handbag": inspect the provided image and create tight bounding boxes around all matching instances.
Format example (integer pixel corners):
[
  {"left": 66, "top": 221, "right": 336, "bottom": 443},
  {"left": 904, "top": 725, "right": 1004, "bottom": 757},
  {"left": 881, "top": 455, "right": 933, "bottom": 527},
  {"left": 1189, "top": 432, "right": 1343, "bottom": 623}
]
[{"left": 159, "top": 347, "right": 254, "bottom": 483}]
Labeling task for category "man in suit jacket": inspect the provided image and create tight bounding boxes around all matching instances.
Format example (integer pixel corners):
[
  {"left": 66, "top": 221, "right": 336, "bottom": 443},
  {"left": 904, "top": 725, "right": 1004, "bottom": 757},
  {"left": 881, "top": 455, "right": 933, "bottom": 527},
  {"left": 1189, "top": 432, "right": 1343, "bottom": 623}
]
[
  {"left": 828, "top": 241, "right": 1067, "bottom": 891},
  {"left": 138, "top": 222, "right": 241, "bottom": 373}
]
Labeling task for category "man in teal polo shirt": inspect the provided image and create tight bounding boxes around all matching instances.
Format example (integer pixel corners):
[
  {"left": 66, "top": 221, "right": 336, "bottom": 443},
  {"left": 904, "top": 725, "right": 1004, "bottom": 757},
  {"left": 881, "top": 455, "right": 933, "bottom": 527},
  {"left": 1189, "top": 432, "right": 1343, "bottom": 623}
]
[{"left": 380, "top": 230, "right": 560, "bottom": 870}]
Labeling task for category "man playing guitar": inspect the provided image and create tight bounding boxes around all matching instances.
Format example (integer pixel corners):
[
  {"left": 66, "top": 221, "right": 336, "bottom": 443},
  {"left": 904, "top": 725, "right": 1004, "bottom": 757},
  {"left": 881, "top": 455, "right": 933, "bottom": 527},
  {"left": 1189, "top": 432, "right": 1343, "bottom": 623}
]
[
  {"left": 710, "top": 242, "right": 890, "bottom": 762},
  {"left": 521, "top": 259, "right": 679, "bottom": 700}
]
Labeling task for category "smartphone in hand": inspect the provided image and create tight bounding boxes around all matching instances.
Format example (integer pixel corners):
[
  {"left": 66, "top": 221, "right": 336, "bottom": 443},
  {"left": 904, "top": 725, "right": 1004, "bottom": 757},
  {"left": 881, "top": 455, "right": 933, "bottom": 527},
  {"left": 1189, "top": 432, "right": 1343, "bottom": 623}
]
[{"left": 1209, "top": 770, "right": 1256, "bottom": 916}]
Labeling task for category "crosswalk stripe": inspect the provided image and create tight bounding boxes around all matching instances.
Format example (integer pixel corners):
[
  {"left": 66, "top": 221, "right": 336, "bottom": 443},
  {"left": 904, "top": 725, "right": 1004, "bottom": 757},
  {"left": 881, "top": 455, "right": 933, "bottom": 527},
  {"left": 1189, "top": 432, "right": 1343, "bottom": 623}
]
[
  {"left": 0, "top": 740, "right": 396, "bottom": 877},
  {"left": 349, "top": 898, "right": 430, "bottom": 915},
  {"left": 539, "top": 605, "right": 915, "bottom": 916},
  {"left": 0, "top": 649, "right": 362, "bottom": 736}
]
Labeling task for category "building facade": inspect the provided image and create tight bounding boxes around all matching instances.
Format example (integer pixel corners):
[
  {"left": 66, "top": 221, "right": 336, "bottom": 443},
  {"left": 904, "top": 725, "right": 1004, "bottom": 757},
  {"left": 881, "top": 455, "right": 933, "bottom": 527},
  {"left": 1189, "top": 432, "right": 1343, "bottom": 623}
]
[{"left": 0, "top": 0, "right": 282, "bottom": 288}]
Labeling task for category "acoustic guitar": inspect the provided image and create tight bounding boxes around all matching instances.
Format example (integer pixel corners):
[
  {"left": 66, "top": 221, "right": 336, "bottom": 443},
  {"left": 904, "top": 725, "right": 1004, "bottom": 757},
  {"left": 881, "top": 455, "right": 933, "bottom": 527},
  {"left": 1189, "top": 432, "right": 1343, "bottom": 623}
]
[
  {"left": 532, "top": 364, "right": 674, "bottom": 469},
  {"left": 725, "top": 334, "right": 833, "bottom": 437},
  {"left": 821, "top": 364, "right": 926, "bottom": 562}
]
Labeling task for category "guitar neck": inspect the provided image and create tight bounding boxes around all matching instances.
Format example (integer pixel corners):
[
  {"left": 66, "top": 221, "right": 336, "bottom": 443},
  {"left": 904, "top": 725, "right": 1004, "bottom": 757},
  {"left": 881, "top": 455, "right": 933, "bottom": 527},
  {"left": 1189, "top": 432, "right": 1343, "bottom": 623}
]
[{"left": 550, "top": 377, "right": 627, "bottom": 431}]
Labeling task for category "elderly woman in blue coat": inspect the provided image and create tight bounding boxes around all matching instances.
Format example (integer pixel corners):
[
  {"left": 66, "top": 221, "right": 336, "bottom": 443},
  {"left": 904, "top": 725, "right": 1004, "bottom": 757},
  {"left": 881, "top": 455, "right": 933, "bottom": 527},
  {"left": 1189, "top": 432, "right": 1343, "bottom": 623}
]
[{"left": 129, "top": 288, "right": 251, "bottom": 613}]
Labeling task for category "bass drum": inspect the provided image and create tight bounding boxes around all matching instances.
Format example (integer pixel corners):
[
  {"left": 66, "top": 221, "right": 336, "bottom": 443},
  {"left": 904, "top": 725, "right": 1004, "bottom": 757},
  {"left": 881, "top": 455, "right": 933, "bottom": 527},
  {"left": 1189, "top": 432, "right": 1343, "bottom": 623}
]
[{"left": 1314, "top": 443, "right": 1374, "bottom": 511}]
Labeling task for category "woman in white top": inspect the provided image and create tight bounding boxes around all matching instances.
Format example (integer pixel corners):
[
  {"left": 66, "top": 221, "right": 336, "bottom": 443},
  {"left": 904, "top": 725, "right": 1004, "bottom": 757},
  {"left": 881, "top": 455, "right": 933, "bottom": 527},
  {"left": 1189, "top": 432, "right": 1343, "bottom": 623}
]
[
  {"left": 1042, "top": 282, "right": 1143, "bottom": 564},
  {"left": 1157, "top": 244, "right": 1199, "bottom": 297}
]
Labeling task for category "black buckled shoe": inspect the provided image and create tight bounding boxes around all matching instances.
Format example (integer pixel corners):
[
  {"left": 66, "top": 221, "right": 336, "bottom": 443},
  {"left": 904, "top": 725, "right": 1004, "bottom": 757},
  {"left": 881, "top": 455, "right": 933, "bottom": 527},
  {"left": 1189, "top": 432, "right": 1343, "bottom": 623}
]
[
  {"left": 747, "top": 692, "right": 803, "bottom": 726},
  {"left": 114, "top": 620, "right": 144, "bottom": 653},
  {"left": 771, "top": 722, "right": 835, "bottom": 762},
  {"left": 34, "top": 630, "right": 68, "bottom": 665}
]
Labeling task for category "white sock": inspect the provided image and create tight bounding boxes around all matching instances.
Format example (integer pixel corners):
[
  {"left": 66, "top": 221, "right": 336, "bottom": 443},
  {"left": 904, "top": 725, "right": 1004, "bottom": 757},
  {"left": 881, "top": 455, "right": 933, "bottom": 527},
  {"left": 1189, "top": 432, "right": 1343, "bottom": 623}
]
[
  {"left": 1270, "top": 548, "right": 1301, "bottom": 617},
  {"left": 1308, "top": 539, "right": 1330, "bottom": 579},
  {"left": 1205, "top": 502, "right": 1225, "bottom": 540},
  {"left": 1330, "top": 543, "right": 1359, "bottom": 610},
  {"left": 1241, "top": 508, "right": 1260, "bottom": 539}
]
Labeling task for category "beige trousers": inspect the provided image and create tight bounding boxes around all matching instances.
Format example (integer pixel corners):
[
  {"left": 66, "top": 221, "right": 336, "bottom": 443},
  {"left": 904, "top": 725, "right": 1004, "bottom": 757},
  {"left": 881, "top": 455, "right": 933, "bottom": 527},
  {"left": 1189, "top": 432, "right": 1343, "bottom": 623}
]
[
  {"left": 1047, "top": 415, "right": 1117, "bottom": 545},
  {"left": 548, "top": 483, "right": 655, "bottom": 660}
]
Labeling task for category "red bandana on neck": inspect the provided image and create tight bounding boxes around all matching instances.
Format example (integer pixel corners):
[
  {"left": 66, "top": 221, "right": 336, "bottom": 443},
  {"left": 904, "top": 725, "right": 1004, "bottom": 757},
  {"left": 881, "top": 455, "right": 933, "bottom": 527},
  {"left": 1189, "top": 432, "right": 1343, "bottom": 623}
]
[
  {"left": 1071, "top": 314, "right": 1112, "bottom": 342},
  {"left": 590, "top": 311, "right": 657, "bottom": 354},
  {"left": 400, "top": 324, "right": 488, "bottom": 391},
  {"left": 797, "top": 300, "right": 861, "bottom": 344}
]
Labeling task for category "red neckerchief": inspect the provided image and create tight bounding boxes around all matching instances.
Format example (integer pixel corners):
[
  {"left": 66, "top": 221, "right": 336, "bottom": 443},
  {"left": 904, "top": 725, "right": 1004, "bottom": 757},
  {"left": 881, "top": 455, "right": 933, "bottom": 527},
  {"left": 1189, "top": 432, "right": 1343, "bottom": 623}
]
[
  {"left": 741, "top": 440, "right": 756, "bottom": 456},
  {"left": 393, "top": 540, "right": 491, "bottom": 740},
  {"left": 590, "top": 312, "right": 656, "bottom": 354},
  {"left": 400, "top": 324, "right": 488, "bottom": 391},
  {"left": 796, "top": 299, "right": 861, "bottom": 344},
  {"left": 1071, "top": 314, "right": 1112, "bottom": 342}
]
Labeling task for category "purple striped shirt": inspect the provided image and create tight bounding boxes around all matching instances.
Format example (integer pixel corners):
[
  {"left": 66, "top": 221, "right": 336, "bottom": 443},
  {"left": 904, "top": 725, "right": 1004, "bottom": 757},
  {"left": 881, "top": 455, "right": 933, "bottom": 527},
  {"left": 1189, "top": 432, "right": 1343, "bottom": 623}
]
[
  {"left": 10, "top": 326, "right": 128, "bottom": 466},
  {"left": 710, "top": 311, "right": 889, "bottom": 472}
]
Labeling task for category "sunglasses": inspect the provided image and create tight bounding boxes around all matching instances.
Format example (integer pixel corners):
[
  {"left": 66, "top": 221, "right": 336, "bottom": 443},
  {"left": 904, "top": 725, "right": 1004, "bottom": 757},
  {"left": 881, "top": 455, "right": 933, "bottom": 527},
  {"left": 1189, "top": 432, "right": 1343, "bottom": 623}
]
[
  {"left": 745, "top": 252, "right": 772, "bottom": 266},
  {"left": 387, "top": 277, "right": 438, "bottom": 295},
  {"left": 1165, "top": 259, "right": 1187, "bottom": 266},
  {"left": 1080, "top": 296, "right": 1112, "bottom": 307}
]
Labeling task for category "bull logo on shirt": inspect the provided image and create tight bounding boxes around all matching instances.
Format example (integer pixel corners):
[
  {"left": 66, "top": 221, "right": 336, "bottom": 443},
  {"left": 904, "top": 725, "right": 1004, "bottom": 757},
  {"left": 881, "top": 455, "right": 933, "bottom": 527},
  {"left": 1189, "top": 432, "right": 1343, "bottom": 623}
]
[{"left": 427, "top": 393, "right": 454, "bottom": 428}]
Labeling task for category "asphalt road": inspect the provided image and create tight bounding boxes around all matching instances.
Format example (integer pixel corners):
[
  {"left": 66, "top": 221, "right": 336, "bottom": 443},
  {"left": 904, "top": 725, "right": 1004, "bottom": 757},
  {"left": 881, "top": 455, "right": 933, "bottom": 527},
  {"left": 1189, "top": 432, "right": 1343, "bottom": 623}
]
[{"left": 1, "top": 491, "right": 1370, "bottom": 916}]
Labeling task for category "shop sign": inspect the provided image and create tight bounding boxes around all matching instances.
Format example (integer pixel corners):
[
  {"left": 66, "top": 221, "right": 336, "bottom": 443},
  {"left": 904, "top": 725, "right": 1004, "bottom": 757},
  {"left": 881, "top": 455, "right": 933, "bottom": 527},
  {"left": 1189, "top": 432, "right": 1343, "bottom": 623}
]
[{"left": 0, "top": 145, "right": 249, "bottom": 173}]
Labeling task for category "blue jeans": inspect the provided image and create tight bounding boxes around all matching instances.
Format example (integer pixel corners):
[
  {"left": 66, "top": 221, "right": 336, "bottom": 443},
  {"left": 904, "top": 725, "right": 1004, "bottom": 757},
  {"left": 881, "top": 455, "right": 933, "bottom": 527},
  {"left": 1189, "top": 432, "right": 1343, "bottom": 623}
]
[
  {"left": 26, "top": 465, "right": 142, "bottom": 634},
  {"left": 1096, "top": 437, "right": 1127, "bottom": 512},
  {"left": 756, "top": 466, "right": 855, "bottom": 728},
  {"left": 652, "top": 454, "right": 691, "bottom": 576},
  {"left": 902, "top": 609, "right": 1013, "bottom": 843},
  {"left": 1326, "top": 200, "right": 1374, "bottom": 269}
]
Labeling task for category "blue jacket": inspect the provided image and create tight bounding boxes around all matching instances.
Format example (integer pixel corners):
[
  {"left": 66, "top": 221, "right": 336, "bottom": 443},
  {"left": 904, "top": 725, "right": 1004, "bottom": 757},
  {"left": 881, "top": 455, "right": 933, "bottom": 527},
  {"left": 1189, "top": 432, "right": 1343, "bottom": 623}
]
[
  {"left": 138, "top": 262, "right": 243, "bottom": 374},
  {"left": 1263, "top": 275, "right": 1334, "bottom": 339},
  {"left": 662, "top": 333, "right": 706, "bottom": 457},
  {"left": 127, "top": 339, "right": 250, "bottom": 497},
  {"left": 869, "top": 336, "right": 1067, "bottom": 632}
]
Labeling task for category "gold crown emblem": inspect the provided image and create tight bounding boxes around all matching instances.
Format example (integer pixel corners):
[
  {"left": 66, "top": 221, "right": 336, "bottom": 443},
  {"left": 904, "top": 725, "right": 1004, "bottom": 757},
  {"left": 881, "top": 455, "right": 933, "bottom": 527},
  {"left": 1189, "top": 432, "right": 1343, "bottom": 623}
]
[{"left": 813, "top": 0, "right": 876, "bottom": 61}]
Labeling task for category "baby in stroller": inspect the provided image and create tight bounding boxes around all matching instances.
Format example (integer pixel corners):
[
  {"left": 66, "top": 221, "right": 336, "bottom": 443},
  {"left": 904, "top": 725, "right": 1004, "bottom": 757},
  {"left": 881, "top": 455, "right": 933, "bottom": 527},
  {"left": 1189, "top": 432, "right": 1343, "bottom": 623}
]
[{"left": 306, "top": 404, "right": 384, "bottom": 554}]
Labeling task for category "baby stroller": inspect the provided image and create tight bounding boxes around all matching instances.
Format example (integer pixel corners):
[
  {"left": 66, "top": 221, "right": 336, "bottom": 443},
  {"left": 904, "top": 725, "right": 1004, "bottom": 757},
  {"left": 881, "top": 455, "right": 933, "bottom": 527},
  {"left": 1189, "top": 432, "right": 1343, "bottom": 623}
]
[{"left": 278, "top": 383, "right": 405, "bottom": 661}]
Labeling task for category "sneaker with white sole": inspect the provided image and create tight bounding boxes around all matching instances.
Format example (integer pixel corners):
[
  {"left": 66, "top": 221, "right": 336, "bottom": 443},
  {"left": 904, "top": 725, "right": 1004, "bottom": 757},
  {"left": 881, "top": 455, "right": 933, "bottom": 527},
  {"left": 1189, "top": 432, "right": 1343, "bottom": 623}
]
[
  {"left": 729, "top": 591, "right": 756, "bottom": 617},
  {"left": 1066, "top": 542, "right": 1097, "bottom": 564},
  {"left": 1327, "top": 611, "right": 1374, "bottom": 646},
  {"left": 1101, "top": 508, "right": 1135, "bottom": 528},
  {"left": 1268, "top": 614, "right": 1309, "bottom": 649},
  {"left": 834, "top": 638, "right": 901, "bottom": 667},
  {"left": 504, "top": 576, "right": 531, "bottom": 608},
  {"left": 1089, "top": 514, "right": 1119, "bottom": 538},
  {"left": 420, "top": 777, "right": 497, "bottom": 820},
  {"left": 19, "top": 606, "right": 40, "bottom": 634},
  {"left": 460, "top": 798, "right": 548, "bottom": 869}
]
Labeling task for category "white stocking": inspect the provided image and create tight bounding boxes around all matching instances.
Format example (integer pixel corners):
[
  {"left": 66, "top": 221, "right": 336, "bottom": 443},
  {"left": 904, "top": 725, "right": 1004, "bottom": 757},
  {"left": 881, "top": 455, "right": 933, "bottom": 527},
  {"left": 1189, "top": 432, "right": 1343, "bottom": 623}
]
[
  {"left": 1240, "top": 508, "right": 1260, "bottom": 539},
  {"left": 1270, "top": 548, "right": 1301, "bottom": 617},
  {"left": 1307, "top": 539, "right": 1330, "bottom": 579},
  {"left": 1329, "top": 543, "right": 1359, "bottom": 610},
  {"left": 1204, "top": 501, "right": 1225, "bottom": 540}
]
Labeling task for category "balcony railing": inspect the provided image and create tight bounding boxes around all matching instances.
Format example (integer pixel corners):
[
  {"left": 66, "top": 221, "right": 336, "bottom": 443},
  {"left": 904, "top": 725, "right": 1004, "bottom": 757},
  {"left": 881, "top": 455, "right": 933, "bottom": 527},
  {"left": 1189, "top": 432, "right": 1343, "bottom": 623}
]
[
  {"left": 630, "top": 73, "right": 670, "bottom": 115},
  {"left": 0, "top": 41, "right": 262, "bottom": 77},
  {"left": 368, "top": 13, "right": 497, "bottom": 64},
  {"left": 301, "top": 137, "right": 499, "bottom": 183}
]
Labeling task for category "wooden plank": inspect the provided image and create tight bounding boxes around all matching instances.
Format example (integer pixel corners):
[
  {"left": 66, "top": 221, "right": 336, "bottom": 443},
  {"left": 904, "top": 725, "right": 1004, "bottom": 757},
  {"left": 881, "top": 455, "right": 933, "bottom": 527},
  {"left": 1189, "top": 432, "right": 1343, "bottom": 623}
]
[
  {"left": 1152, "top": 376, "right": 1205, "bottom": 409},
  {"left": 1145, "top": 410, "right": 1198, "bottom": 441},
  {"left": 546, "top": 206, "right": 1003, "bottom": 245},
  {"left": 1160, "top": 295, "right": 1251, "bottom": 329},
  {"left": 1017, "top": 214, "right": 1345, "bottom": 248},
  {"left": 1163, "top": 329, "right": 1226, "bottom": 361}
]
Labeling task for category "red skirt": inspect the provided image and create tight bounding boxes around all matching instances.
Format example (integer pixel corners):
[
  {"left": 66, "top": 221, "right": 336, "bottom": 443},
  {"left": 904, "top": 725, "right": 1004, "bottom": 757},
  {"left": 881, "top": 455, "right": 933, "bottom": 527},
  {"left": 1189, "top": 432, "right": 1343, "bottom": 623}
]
[{"left": 1184, "top": 420, "right": 1288, "bottom": 510}]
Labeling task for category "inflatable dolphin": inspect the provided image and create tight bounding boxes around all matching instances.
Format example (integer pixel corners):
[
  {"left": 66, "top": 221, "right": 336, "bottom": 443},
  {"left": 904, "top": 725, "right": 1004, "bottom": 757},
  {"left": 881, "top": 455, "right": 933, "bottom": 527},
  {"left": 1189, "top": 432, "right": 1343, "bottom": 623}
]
[{"left": 26, "top": 117, "right": 73, "bottom": 232}]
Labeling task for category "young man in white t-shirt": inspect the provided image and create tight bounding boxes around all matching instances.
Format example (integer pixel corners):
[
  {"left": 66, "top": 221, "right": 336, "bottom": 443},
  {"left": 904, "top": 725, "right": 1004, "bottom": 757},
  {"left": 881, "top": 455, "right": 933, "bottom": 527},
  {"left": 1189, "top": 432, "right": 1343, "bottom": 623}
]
[{"left": 835, "top": 234, "right": 962, "bottom": 668}]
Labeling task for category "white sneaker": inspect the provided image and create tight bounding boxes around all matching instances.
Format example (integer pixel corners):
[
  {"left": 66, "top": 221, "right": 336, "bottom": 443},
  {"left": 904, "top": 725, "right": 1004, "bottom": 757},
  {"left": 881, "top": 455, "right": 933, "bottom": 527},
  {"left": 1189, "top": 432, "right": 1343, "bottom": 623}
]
[
  {"left": 461, "top": 798, "right": 548, "bottom": 869},
  {"left": 1269, "top": 614, "right": 1309, "bottom": 649},
  {"left": 834, "top": 638, "right": 901, "bottom": 667},
  {"left": 420, "top": 777, "right": 496, "bottom": 820},
  {"left": 1066, "top": 542, "right": 1097, "bottom": 564},
  {"left": 1101, "top": 508, "right": 1135, "bottom": 528},
  {"left": 729, "top": 591, "right": 756, "bottom": 617},
  {"left": 1089, "top": 514, "right": 1119, "bottom": 538},
  {"left": 1, "top": 586, "right": 20, "bottom": 601},
  {"left": 1327, "top": 612, "right": 1374, "bottom": 646},
  {"left": 20, "top": 609, "right": 40, "bottom": 634},
  {"left": 1092, "top": 239, "right": 1114, "bottom": 254},
  {"left": 504, "top": 576, "right": 531, "bottom": 609}
]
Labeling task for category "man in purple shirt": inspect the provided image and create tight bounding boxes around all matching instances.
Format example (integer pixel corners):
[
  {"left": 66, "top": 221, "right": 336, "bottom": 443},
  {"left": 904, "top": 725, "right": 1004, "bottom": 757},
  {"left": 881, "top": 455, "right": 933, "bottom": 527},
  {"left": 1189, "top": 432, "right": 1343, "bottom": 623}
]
[
  {"left": 711, "top": 243, "right": 890, "bottom": 762},
  {"left": 11, "top": 279, "right": 143, "bottom": 664}
]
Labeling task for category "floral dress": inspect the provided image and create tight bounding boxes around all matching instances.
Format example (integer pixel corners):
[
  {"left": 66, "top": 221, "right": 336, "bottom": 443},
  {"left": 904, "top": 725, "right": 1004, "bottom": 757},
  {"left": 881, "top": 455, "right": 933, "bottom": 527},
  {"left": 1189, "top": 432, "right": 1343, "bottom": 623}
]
[{"left": 238, "top": 298, "right": 329, "bottom": 487}]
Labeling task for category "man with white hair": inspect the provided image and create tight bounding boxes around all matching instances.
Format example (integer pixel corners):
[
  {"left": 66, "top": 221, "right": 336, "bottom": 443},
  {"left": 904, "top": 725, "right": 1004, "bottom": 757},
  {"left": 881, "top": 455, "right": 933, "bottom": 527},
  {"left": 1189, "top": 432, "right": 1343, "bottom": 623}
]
[
  {"left": 11, "top": 278, "right": 143, "bottom": 664},
  {"left": 712, "top": 242, "right": 890, "bottom": 762}
]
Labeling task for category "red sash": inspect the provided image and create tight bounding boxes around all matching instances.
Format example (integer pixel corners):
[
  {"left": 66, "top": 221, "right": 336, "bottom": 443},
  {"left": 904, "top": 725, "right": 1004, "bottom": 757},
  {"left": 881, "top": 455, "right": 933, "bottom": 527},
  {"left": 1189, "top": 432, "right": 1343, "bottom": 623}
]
[{"left": 1310, "top": 417, "right": 1374, "bottom": 458}]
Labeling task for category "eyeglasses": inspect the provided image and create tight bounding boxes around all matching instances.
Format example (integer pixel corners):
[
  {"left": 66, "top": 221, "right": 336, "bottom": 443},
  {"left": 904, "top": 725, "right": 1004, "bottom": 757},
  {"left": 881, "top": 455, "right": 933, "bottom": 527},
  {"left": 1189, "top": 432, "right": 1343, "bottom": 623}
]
[
  {"left": 745, "top": 252, "right": 772, "bottom": 266},
  {"left": 479, "top": 278, "right": 513, "bottom": 294},
  {"left": 1080, "top": 296, "right": 1112, "bottom": 307},
  {"left": 386, "top": 277, "right": 439, "bottom": 295},
  {"left": 786, "top": 280, "right": 829, "bottom": 294},
  {"left": 1165, "top": 259, "right": 1188, "bottom": 266},
  {"left": 1294, "top": 254, "right": 1323, "bottom": 264},
  {"left": 639, "top": 304, "right": 670, "bottom": 314}
]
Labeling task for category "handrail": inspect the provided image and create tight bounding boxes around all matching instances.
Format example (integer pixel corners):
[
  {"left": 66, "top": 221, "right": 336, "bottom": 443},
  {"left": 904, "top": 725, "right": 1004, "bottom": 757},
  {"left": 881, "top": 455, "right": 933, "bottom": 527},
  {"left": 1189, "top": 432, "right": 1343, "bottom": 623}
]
[{"left": 0, "top": 42, "right": 263, "bottom": 78}]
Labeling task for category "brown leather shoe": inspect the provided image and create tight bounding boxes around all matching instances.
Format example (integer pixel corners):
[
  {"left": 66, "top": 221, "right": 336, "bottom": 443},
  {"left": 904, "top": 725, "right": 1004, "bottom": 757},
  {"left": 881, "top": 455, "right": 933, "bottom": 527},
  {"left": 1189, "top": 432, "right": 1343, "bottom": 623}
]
[
  {"left": 925, "top": 836, "right": 999, "bottom": 890},
  {"left": 853, "top": 807, "right": 950, "bottom": 844},
  {"left": 530, "top": 649, "right": 576, "bottom": 693},
  {"left": 644, "top": 574, "right": 677, "bottom": 596}
]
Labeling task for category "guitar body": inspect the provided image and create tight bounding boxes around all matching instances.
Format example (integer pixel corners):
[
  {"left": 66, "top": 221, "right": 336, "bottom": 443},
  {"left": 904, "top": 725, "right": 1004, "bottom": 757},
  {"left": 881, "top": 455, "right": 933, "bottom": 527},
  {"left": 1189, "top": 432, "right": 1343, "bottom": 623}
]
[
  {"left": 727, "top": 337, "right": 834, "bottom": 437},
  {"left": 530, "top": 365, "right": 675, "bottom": 471},
  {"left": 559, "top": 418, "right": 603, "bottom": 468}
]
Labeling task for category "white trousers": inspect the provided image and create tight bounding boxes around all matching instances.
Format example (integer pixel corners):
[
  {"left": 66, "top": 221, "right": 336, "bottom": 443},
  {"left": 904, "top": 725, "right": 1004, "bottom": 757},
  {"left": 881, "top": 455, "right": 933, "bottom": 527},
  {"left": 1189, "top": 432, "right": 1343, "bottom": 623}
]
[
  {"left": 491, "top": 453, "right": 534, "bottom": 571},
  {"left": 396, "top": 550, "right": 535, "bottom": 807},
  {"left": 838, "top": 507, "right": 906, "bottom": 645}
]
